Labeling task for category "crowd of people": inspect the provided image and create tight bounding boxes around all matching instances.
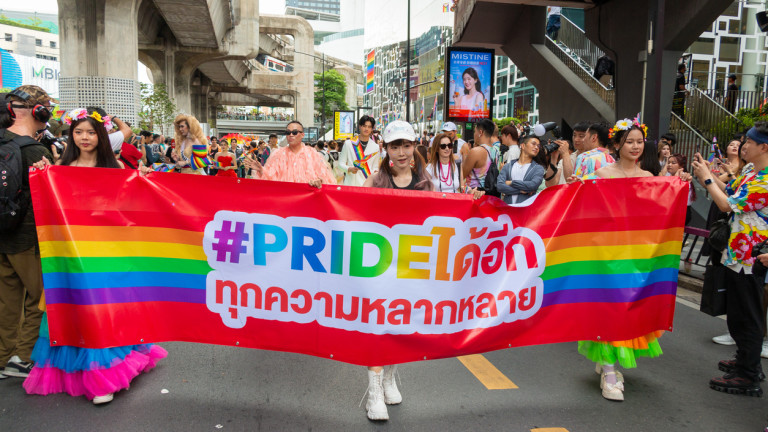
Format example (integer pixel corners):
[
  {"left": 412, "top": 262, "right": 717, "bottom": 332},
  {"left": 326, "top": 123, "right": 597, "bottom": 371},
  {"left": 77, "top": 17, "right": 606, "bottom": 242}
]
[{"left": 2, "top": 84, "right": 768, "bottom": 428}]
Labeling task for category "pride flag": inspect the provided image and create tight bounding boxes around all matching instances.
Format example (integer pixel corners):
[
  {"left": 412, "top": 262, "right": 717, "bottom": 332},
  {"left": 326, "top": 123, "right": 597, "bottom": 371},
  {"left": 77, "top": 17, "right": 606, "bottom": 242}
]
[
  {"left": 31, "top": 168, "right": 686, "bottom": 366},
  {"left": 365, "top": 50, "right": 375, "bottom": 93}
]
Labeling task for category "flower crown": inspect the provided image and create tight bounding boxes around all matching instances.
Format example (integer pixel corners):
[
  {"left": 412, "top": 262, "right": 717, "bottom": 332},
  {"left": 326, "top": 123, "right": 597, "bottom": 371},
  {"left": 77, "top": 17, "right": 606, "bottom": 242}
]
[
  {"left": 608, "top": 118, "right": 648, "bottom": 139},
  {"left": 63, "top": 108, "right": 113, "bottom": 131}
]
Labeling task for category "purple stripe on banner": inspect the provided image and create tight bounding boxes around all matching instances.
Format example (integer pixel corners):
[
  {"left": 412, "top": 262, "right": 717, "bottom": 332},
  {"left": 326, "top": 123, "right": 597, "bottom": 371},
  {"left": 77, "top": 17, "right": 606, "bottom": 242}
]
[
  {"left": 541, "top": 281, "right": 677, "bottom": 307},
  {"left": 45, "top": 286, "right": 206, "bottom": 306}
]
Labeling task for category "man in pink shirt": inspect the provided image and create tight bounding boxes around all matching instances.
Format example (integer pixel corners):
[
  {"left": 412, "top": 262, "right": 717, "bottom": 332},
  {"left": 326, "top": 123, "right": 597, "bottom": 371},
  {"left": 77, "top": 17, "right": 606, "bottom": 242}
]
[{"left": 244, "top": 121, "right": 336, "bottom": 187}]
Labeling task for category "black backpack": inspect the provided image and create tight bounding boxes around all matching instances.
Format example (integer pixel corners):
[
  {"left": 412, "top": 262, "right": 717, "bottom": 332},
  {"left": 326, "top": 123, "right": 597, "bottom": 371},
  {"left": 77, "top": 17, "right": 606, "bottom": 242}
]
[
  {"left": 474, "top": 145, "right": 500, "bottom": 197},
  {"left": 0, "top": 129, "right": 42, "bottom": 233}
]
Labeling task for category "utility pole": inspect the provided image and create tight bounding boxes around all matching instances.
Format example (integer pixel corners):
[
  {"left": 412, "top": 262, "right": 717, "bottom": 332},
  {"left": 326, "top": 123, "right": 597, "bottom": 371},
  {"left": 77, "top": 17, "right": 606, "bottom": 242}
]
[
  {"left": 322, "top": 52, "right": 326, "bottom": 138},
  {"left": 405, "top": 0, "right": 411, "bottom": 122}
]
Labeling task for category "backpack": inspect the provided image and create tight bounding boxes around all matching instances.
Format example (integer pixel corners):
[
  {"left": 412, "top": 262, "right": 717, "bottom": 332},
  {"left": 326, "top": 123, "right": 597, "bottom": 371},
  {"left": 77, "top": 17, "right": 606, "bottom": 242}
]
[
  {"left": 0, "top": 129, "right": 42, "bottom": 233},
  {"left": 475, "top": 145, "right": 500, "bottom": 197}
]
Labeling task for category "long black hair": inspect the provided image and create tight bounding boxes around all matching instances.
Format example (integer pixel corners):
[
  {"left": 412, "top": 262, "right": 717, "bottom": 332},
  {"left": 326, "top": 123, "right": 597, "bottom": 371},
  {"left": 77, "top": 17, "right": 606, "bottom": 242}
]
[
  {"left": 462, "top": 67, "right": 482, "bottom": 94},
  {"left": 59, "top": 112, "right": 121, "bottom": 168}
]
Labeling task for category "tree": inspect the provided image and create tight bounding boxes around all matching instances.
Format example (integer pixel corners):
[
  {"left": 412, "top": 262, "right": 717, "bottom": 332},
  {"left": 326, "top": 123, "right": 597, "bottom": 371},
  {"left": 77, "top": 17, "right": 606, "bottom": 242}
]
[
  {"left": 314, "top": 69, "right": 349, "bottom": 122},
  {"left": 139, "top": 83, "right": 177, "bottom": 135}
]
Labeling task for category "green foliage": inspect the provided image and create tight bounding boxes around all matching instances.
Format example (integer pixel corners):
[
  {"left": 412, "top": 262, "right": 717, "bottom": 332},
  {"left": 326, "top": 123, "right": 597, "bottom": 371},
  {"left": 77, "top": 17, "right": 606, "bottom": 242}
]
[
  {"left": 735, "top": 104, "right": 768, "bottom": 128},
  {"left": 0, "top": 17, "right": 50, "bottom": 33},
  {"left": 314, "top": 69, "right": 349, "bottom": 120},
  {"left": 493, "top": 117, "right": 522, "bottom": 130},
  {"left": 138, "top": 83, "right": 177, "bottom": 133}
]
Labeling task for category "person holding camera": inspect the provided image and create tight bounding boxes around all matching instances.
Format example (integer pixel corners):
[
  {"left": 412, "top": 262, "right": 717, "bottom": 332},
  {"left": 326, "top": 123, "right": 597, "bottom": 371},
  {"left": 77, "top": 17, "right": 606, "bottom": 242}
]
[
  {"left": 692, "top": 122, "right": 768, "bottom": 398},
  {"left": 0, "top": 85, "right": 54, "bottom": 381},
  {"left": 497, "top": 136, "right": 546, "bottom": 204}
]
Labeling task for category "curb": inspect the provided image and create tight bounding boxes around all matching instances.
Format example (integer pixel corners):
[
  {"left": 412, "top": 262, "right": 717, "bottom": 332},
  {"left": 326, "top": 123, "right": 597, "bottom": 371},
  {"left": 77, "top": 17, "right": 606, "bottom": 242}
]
[{"left": 678, "top": 273, "right": 704, "bottom": 294}]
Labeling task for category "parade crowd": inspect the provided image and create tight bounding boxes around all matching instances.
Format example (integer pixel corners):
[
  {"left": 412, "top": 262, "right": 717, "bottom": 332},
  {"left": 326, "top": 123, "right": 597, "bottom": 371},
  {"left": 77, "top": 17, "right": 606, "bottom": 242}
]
[{"left": 2, "top": 84, "right": 768, "bottom": 427}]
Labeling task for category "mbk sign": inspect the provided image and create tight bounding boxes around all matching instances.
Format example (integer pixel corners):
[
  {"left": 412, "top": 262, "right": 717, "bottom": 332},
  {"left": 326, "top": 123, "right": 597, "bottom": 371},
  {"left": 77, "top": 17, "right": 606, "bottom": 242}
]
[{"left": 32, "top": 65, "right": 60, "bottom": 80}]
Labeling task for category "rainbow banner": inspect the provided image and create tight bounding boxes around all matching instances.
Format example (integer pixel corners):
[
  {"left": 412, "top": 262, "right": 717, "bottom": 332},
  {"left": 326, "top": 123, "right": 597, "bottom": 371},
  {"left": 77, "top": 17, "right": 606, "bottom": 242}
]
[
  {"left": 365, "top": 50, "right": 375, "bottom": 93},
  {"left": 31, "top": 167, "right": 686, "bottom": 366}
]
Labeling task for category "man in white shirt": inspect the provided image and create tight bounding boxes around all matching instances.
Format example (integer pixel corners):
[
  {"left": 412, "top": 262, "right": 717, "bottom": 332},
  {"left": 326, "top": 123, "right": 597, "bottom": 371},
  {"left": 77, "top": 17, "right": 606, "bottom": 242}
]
[
  {"left": 337, "top": 115, "right": 380, "bottom": 186},
  {"left": 546, "top": 6, "right": 562, "bottom": 40}
]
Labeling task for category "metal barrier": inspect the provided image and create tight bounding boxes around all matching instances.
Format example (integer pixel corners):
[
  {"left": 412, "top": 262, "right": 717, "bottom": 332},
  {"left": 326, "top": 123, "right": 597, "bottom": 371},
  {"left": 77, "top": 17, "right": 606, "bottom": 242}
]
[
  {"left": 668, "top": 112, "right": 711, "bottom": 164},
  {"left": 544, "top": 37, "right": 615, "bottom": 110},
  {"left": 679, "top": 87, "right": 746, "bottom": 141},
  {"left": 680, "top": 226, "right": 712, "bottom": 280},
  {"left": 555, "top": 15, "right": 606, "bottom": 78},
  {"left": 699, "top": 89, "right": 767, "bottom": 113}
]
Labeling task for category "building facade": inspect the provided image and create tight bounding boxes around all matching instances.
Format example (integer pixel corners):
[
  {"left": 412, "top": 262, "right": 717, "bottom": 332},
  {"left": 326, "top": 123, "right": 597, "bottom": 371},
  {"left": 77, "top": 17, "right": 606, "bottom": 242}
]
[{"left": 0, "top": 22, "right": 59, "bottom": 61}]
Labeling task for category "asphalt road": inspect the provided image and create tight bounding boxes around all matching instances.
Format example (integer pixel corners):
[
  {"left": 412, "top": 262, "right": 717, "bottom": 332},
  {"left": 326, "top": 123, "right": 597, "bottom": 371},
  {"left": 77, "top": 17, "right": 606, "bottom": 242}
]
[{"left": 1, "top": 288, "right": 766, "bottom": 432}]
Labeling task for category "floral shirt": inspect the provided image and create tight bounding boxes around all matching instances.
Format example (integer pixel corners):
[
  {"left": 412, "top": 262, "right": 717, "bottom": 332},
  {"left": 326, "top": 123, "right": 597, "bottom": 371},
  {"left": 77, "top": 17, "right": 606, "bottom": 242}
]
[
  {"left": 723, "top": 164, "right": 768, "bottom": 274},
  {"left": 575, "top": 148, "right": 615, "bottom": 177},
  {"left": 254, "top": 145, "right": 337, "bottom": 185}
]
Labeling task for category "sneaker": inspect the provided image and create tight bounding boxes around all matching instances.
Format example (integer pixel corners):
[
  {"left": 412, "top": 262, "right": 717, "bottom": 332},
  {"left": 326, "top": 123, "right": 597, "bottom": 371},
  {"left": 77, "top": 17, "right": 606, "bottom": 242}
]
[
  {"left": 2, "top": 356, "right": 33, "bottom": 378},
  {"left": 712, "top": 333, "right": 736, "bottom": 345},
  {"left": 600, "top": 372, "right": 624, "bottom": 401},
  {"left": 92, "top": 393, "right": 114, "bottom": 405},
  {"left": 709, "top": 373, "right": 763, "bottom": 397},
  {"left": 365, "top": 370, "right": 388, "bottom": 421},
  {"left": 762, "top": 341, "right": 768, "bottom": 359},
  {"left": 382, "top": 365, "right": 402, "bottom": 405},
  {"left": 717, "top": 359, "right": 766, "bottom": 381}
]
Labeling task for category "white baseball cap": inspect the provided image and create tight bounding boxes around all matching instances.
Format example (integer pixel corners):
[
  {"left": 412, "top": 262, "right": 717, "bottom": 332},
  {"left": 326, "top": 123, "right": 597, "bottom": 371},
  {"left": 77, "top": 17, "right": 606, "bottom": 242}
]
[
  {"left": 383, "top": 121, "right": 417, "bottom": 143},
  {"left": 441, "top": 122, "right": 457, "bottom": 132}
]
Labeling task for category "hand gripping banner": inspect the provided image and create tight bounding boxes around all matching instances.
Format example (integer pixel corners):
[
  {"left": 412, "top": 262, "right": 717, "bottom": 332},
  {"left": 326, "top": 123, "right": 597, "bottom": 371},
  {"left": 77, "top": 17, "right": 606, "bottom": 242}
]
[{"left": 30, "top": 166, "right": 688, "bottom": 366}]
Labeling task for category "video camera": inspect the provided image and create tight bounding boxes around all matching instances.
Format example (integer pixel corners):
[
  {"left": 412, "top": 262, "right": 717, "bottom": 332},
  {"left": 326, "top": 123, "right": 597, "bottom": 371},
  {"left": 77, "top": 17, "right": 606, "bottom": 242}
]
[
  {"left": 38, "top": 130, "right": 66, "bottom": 154},
  {"left": 521, "top": 121, "right": 562, "bottom": 154}
]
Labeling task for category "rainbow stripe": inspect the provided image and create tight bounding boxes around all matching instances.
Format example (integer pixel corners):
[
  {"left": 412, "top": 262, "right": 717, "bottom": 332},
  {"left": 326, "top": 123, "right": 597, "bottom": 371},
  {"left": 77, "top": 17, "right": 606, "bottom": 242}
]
[
  {"left": 365, "top": 50, "right": 375, "bottom": 93},
  {"left": 191, "top": 143, "right": 211, "bottom": 169},
  {"left": 30, "top": 168, "right": 686, "bottom": 365},
  {"left": 352, "top": 141, "right": 375, "bottom": 178}
]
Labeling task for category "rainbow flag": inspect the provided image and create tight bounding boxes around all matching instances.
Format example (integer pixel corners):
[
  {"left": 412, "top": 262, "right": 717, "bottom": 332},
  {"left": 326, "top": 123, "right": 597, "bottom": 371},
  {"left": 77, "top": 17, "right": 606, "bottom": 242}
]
[
  {"left": 31, "top": 168, "right": 685, "bottom": 366},
  {"left": 352, "top": 140, "right": 375, "bottom": 178},
  {"left": 365, "top": 50, "right": 375, "bottom": 93},
  {"left": 190, "top": 143, "right": 211, "bottom": 169}
]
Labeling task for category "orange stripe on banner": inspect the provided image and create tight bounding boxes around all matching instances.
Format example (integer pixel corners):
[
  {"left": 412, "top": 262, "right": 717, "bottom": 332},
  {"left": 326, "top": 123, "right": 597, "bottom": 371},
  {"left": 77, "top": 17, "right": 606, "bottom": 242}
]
[
  {"left": 37, "top": 225, "right": 203, "bottom": 246},
  {"left": 543, "top": 228, "right": 683, "bottom": 252}
]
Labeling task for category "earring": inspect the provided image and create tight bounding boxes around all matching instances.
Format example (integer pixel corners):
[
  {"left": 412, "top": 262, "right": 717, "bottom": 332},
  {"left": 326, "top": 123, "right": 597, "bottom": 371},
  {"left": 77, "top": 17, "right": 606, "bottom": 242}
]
[
  {"left": 389, "top": 160, "right": 394, "bottom": 167},
  {"left": 409, "top": 159, "right": 415, "bottom": 168}
]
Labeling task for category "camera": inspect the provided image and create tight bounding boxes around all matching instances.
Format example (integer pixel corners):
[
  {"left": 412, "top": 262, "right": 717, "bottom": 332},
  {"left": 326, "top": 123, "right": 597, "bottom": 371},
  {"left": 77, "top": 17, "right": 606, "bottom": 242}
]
[
  {"left": 38, "top": 130, "right": 66, "bottom": 154},
  {"left": 521, "top": 121, "right": 562, "bottom": 154}
]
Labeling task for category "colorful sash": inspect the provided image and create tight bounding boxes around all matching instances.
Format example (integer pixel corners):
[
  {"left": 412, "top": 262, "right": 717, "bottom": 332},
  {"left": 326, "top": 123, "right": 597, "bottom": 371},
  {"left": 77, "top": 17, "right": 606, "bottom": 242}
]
[
  {"left": 352, "top": 140, "right": 375, "bottom": 178},
  {"left": 191, "top": 143, "right": 212, "bottom": 170}
]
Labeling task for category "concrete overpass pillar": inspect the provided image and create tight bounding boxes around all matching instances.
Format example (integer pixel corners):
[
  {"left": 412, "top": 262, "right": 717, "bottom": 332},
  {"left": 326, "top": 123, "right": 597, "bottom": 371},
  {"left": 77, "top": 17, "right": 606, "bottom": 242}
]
[{"left": 58, "top": 0, "right": 141, "bottom": 125}]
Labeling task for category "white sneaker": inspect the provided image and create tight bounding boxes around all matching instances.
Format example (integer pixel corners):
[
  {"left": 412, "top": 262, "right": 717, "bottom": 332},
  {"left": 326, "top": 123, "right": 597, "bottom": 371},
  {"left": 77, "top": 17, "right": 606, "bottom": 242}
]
[
  {"left": 600, "top": 372, "right": 624, "bottom": 401},
  {"left": 712, "top": 333, "right": 736, "bottom": 346},
  {"left": 365, "top": 370, "right": 388, "bottom": 421},
  {"left": 762, "top": 341, "right": 768, "bottom": 359},
  {"left": 382, "top": 365, "right": 402, "bottom": 405},
  {"left": 92, "top": 393, "right": 114, "bottom": 405}
]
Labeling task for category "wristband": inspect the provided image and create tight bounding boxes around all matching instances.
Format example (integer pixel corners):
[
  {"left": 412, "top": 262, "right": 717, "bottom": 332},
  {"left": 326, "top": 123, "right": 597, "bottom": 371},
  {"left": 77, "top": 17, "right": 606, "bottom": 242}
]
[{"left": 704, "top": 178, "right": 713, "bottom": 186}]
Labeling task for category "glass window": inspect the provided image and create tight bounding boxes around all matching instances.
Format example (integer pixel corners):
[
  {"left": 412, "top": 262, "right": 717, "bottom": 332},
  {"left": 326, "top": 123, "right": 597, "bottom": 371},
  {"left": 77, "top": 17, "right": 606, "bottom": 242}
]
[
  {"left": 718, "top": 36, "right": 740, "bottom": 63},
  {"left": 50, "top": 41, "right": 56, "bottom": 48},
  {"left": 35, "top": 39, "right": 42, "bottom": 46},
  {"left": 4, "top": 33, "right": 11, "bottom": 42}
]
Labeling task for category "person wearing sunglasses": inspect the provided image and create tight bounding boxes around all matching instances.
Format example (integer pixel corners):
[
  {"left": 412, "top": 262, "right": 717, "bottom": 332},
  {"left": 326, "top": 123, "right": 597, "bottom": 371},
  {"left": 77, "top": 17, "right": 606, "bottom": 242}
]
[
  {"left": 426, "top": 132, "right": 484, "bottom": 198},
  {"left": 243, "top": 121, "right": 335, "bottom": 187}
]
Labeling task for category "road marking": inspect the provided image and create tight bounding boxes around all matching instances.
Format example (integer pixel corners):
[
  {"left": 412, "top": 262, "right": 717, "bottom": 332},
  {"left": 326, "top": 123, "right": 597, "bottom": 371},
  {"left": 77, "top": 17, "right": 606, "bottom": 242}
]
[
  {"left": 457, "top": 354, "right": 518, "bottom": 389},
  {"left": 676, "top": 294, "right": 726, "bottom": 320},
  {"left": 531, "top": 428, "right": 569, "bottom": 432}
]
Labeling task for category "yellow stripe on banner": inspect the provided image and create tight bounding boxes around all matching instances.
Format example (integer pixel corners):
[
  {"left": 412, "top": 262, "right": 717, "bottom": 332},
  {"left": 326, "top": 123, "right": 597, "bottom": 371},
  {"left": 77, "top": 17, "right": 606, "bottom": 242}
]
[
  {"left": 39, "top": 241, "right": 207, "bottom": 260},
  {"left": 546, "top": 240, "right": 682, "bottom": 266},
  {"left": 457, "top": 354, "right": 518, "bottom": 389}
]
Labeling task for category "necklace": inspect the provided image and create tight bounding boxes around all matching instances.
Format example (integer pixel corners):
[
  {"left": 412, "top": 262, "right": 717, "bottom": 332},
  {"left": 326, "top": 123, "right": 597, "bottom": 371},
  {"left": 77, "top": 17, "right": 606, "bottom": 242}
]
[{"left": 438, "top": 162, "right": 453, "bottom": 187}]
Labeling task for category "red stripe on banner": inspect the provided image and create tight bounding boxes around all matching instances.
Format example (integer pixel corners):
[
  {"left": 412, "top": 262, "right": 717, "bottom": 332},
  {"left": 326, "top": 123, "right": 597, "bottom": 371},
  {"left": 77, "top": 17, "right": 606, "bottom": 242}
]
[
  {"left": 46, "top": 295, "right": 675, "bottom": 366},
  {"left": 31, "top": 167, "right": 687, "bottom": 238}
]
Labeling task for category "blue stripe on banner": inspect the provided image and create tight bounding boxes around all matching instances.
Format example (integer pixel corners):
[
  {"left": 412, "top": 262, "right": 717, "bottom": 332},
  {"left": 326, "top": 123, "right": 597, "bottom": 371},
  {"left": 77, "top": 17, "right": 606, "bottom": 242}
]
[
  {"left": 542, "top": 268, "right": 679, "bottom": 293},
  {"left": 42, "top": 272, "right": 206, "bottom": 290}
]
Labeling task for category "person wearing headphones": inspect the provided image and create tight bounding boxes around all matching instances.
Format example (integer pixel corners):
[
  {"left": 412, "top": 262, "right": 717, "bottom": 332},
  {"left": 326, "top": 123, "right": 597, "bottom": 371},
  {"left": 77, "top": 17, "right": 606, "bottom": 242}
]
[{"left": 0, "top": 85, "right": 54, "bottom": 381}]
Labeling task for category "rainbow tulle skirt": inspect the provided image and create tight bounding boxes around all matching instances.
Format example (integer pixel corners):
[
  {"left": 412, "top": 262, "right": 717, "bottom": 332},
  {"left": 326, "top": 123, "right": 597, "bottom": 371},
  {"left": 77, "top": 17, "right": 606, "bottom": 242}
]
[
  {"left": 578, "top": 331, "right": 664, "bottom": 369},
  {"left": 23, "top": 313, "right": 167, "bottom": 400}
]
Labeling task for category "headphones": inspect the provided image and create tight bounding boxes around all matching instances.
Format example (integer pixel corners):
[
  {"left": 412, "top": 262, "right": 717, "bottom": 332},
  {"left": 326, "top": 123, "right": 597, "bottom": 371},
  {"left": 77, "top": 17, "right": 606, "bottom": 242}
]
[{"left": 6, "top": 89, "right": 52, "bottom": 123}]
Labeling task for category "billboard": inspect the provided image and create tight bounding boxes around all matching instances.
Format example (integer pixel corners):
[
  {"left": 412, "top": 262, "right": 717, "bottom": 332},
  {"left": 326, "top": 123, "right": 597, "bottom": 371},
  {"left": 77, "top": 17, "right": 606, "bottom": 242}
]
[
  {"left": 0, "top": 49, "right": 60, "bottom": 98},
  {"left": 365, "top": 50, "right": 375, "bottom": 93},
  {"left": 445, "top": 47, "right": 494, "bottom": 123},
  {"left": 334, "top": 110, "right": 355, "bottom": 141}
]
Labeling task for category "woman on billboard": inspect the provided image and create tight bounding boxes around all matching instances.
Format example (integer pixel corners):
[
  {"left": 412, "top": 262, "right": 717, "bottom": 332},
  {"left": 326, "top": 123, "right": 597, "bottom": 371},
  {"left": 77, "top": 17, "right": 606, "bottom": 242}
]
[{"left": 453, "top": 67, "right": 486, "bottom": 117}]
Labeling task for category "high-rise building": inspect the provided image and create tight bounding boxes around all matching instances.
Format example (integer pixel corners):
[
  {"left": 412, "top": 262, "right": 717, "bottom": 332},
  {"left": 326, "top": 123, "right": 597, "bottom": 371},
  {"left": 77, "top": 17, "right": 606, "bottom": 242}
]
[{"left": 286, "top": 0, "right": 340, "bottom": 16}]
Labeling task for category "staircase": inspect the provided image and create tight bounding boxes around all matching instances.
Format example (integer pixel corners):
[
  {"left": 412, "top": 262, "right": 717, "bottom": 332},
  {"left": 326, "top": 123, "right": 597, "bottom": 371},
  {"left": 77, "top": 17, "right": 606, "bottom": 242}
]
[{"left": 680, "top": 87, "right": 746, "bottom": 142}]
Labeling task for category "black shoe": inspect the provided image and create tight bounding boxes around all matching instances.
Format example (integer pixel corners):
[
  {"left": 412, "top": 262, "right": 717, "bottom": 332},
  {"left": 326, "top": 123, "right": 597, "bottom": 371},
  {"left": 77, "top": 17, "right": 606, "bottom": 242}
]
[
  {"left": 710, "top": 373, "right": 763, "bottom": 397},
  {"left": 718, "top": 359, "right": 766, "bottom": 381},
  {"left": 2, "top": 356, "right": 33, "bottom": 378}
]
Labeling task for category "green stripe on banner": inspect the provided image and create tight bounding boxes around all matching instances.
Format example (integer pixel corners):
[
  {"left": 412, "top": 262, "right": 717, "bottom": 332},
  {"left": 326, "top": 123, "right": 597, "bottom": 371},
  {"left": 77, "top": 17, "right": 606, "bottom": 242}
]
[
  {"left": 41, "top": 256, "right": 213, "bottom": 275},
  {"left": 541, "top": 255, "right": 681, "bottom": 281}
]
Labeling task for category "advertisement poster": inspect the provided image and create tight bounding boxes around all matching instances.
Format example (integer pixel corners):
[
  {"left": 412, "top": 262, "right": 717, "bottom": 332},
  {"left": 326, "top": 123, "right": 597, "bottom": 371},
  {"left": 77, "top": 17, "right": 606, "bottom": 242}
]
[
  {"left": 446, "top": 47, "right": 494, "bottom": 123},
  {"left": 334, "top": 111, "right": 355, "bottom": 141},
  {"left": 0, "top": 48, "right": 60, "bottom": 98}
]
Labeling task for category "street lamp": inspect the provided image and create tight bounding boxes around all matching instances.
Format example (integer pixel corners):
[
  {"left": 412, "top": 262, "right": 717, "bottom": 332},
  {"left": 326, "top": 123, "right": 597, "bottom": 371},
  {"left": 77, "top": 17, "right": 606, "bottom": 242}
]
[{"left": 294, "top": 50, "right": 332, "bottom": 137}]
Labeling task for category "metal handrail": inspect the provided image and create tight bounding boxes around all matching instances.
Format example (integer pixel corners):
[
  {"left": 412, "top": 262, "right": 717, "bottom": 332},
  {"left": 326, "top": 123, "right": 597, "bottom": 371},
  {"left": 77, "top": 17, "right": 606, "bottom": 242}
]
[
  {"left": 668, "top": 112, "right": 711, "bottom": 164},
  {"left": 697, "top": 88, "right": 767, "bottom": 113},
  {"left": 679, "top": 87, "right": 747, "bottom": 141},
  {"left": 556, "top": 15, "right": 606, "bottom": 77},
  {"left": 544, "top": 37, "right": 615, "bottom": 110}
]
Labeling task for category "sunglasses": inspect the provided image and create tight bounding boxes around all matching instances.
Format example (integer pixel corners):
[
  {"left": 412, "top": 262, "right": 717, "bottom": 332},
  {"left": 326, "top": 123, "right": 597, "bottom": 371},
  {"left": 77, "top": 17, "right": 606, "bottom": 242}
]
[
  {"left": 285, "top": 129, "right": 303, "bottom": 136},
  {"left": 439, "top": 143, "right": 454, "bottom": 149}
]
